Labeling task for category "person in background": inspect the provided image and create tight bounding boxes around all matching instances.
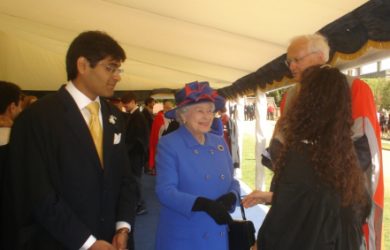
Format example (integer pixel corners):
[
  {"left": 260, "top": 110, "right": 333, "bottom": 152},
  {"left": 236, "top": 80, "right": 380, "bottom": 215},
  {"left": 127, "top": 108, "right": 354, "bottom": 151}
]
[
  {"left": 107, "top": 96, "right": 124, "bottom": 112},
  {"left": 222, "top": 107, "right": 240, "bottom": 168},
  {"left": 1, "top": 31, "right": 137, "bottom": 250},
  {"left": 141, "top": 97, "right": 155, "bottom": 174},
  {"left": 0, "top": 81, "right": 23, "bottom": 150},
  {"left": 387, "top": 113, "right": 390, "bottom": 138},
  {"left": 219, "top": 107, "right": 232, "bottom": 153},
  {"left": 121, "top": 91, "right": 149, "bottom": 250},
  {"left": 211, "top": 107, "right": 240, "bottom": 168},
  {"left": 0, "top": 81, "right": 22, "bottom": 179},
  {"left": 142, "top": 97, "right": 155, "bottom": 133},
  {"left": 148, "top": 99, "right": 173, "bottom": 175},
  {"left": 121, "top": 91, "right": 149, "bottom": 216},
  {"left": 155, "top": 81, "right": 240, "bottom": 250},
  {"left": 276, "top": 33, "right": 383, "bottom": 250},
  {"left": 0, "top": 81, "right": 22, "bottom": 244},
  {"left": 384, "top": 111, "right": 389, "bottom": 136},
  {"left": 267, "top": 104, "right": 275, "bottom": 120},
  {"left": 244, "top": 65, "right": 370, "bottom": 250}
]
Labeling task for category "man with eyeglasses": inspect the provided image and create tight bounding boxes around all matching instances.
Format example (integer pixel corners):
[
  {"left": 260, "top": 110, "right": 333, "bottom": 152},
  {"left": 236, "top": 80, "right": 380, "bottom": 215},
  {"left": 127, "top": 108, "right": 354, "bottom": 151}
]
[
  {"left": 279, "top": 33, "right": 384, "bottom": 250},
  {"left": 1, "top": 31, "right": 137, "bottom": 250},
  {"left": 280, "top": 34, "right": 331, "bottom": 113}
]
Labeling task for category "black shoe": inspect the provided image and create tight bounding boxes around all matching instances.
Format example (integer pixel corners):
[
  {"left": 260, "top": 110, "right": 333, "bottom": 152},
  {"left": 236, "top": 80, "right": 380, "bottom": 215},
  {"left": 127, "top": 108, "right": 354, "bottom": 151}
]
[{"left": 136, "top": 205, "right": 148, "bottom": 215}]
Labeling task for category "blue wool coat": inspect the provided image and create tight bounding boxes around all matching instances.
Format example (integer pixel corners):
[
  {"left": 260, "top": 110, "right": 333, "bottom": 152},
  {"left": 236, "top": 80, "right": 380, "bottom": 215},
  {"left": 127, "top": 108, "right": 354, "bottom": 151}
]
[{"left": 155, "top": 125, "right": 240, "bottom": 250}]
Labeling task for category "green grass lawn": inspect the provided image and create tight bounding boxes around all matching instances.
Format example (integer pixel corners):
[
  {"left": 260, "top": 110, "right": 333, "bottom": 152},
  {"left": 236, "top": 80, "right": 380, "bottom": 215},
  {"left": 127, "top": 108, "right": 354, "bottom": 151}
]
[
  {"left": 241, "top": 134, "right": 390, "bottom": 249},
  {"left": 241, "top": 136, "right": 273, "bottom": 191}
]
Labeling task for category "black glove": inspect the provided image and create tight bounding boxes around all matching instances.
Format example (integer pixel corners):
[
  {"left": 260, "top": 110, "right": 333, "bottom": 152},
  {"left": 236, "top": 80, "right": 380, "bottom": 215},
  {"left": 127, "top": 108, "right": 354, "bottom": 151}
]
[
  {"left": 192, "top": 197, "right": 232, "bottom": 225},
  {"left": 216, "top": 192, "right": 237, "bottom": 211}
]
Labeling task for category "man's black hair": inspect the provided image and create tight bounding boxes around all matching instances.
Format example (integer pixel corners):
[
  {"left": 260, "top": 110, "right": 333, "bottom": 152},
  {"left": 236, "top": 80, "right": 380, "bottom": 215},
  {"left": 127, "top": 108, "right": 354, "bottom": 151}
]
[
  {"left": 66, "top": 31, "right": 126, "bottom": 80},
  {"left": 121, "top": 91, "right": 137, "bottom": 104},
  {"left": 0, "top": 81, "right": 21, "bottom": 114},
  {"left": 144, "top": 97, "right": 155, "bottom": 106}
]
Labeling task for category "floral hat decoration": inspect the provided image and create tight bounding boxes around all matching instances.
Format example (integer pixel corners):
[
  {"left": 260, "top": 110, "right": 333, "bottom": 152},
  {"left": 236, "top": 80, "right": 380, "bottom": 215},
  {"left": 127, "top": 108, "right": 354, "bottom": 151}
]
[{"left": 165, "top": 81, "right": 225, "bottom": 119}]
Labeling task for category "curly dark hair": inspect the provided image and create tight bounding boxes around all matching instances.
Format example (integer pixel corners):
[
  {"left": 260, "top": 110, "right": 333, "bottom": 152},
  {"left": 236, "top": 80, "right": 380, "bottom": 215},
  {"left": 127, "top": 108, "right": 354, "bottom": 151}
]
[{"left": 274, "top": 65, "right": 367, "bottom": 207}]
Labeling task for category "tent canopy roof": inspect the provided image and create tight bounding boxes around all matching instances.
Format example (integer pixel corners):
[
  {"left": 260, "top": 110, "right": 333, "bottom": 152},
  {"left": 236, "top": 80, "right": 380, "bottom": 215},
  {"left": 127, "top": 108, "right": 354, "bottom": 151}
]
[{"left": 1, "top": 0, "right": 387, "bottom": 95}]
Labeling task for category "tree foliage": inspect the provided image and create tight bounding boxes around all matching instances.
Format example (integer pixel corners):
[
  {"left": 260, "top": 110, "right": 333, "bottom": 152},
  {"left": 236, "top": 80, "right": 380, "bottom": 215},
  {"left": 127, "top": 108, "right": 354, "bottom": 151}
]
[
  {"left": 266, "top": 88, "right": 289, "bottom": 106},
  {"left": 362, "top": 78, "right": 390, "bottom": 111},
  {"left": 381, "top": 82, "right": 390, "bottom": 110},
  {"left": 266, "top": 78, "right": 390, "bottom": 110}
]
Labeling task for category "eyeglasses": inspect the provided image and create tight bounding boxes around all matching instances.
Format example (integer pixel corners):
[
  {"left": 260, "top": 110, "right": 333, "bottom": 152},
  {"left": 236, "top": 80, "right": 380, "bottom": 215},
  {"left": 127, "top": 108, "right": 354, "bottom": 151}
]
[
  {"left": 100, "top": 63, "right": 124, "bottom": 75},
  {"left": 284, "top": 51, "right": 318, "bottom": 67}
]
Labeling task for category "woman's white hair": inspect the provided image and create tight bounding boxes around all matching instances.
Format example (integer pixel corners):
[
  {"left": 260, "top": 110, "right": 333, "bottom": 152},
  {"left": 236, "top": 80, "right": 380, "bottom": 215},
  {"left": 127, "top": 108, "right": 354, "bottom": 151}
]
[
  {"left": 175, "top": 102, "right": 215, "bottom": 125},
  {"left": 291, "top": 33, "right": 330, "bottom": 63},
  {"left": 175, "top": 106, "right": 188, "bottom": 125}
]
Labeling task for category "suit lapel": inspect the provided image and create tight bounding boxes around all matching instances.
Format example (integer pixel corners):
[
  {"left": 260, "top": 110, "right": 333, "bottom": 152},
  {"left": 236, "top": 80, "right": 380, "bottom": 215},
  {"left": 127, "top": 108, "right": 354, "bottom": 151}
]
[
  {"left": 58, "top": 86, "right": 102, "bottom": 169},
  {"left": 101, "top": 100, "right": 115, "bottom": 169}
]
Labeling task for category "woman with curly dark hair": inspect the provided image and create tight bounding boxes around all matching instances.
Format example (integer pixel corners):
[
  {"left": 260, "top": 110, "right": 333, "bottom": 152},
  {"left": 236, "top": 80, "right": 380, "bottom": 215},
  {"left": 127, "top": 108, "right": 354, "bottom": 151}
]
[{"left": 243, "top": 65, "right": 370, "bottom": 250}]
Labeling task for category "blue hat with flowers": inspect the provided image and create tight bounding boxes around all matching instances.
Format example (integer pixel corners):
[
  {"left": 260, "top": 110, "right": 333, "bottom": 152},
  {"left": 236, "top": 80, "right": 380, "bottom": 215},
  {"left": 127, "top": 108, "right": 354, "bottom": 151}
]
[{"left": 165, "top": 81, "right": 225, "bottom": 119}]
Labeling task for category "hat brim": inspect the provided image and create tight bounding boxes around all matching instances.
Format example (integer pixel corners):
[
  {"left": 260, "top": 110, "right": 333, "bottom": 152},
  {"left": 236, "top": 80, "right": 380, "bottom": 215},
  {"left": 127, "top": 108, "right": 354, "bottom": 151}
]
[
  {"left": 165, "top": 98, "right": 225, "bottom": 119},
  {"left": 164, "top": 107, "right": 179, "bottom": 119}
]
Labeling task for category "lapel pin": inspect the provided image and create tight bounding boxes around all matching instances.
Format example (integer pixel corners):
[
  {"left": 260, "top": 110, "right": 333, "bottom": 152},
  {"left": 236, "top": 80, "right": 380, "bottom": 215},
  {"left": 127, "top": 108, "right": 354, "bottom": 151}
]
[{"left": 109, "top": 115, "right": 117, "bottom": 125}]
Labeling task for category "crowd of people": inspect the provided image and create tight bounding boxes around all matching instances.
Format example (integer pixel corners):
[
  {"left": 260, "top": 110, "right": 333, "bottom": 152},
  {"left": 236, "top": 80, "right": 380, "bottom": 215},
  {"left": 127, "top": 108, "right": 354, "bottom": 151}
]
[
  {"left": 379, "top": 111, "right": 390, "bottom": 138},
  {"left": 0, "top": 30, "right": 384, "bottom": 250},
  {"left": 244, "top": 104, "right": 255, "bottom": 121}
]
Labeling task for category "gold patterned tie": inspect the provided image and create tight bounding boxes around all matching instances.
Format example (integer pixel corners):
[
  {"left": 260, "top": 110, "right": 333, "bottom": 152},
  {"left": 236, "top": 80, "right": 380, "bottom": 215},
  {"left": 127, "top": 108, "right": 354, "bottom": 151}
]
[{"left": 86, "top": 101, "right": 103, "bottom": 167}]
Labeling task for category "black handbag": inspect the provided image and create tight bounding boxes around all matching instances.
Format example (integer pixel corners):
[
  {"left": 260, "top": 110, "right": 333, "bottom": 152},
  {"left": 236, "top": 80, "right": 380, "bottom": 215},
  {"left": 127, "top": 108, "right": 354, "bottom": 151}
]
[{"left": 228, "top": 201, "right": 256, "bottom": 250}]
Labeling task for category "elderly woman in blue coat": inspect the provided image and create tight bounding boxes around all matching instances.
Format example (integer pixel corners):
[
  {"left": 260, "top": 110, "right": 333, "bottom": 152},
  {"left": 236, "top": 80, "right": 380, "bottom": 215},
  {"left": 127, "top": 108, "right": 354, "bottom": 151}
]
[{"left": 155, "top": 81, "right": 240, "bottom": 250}]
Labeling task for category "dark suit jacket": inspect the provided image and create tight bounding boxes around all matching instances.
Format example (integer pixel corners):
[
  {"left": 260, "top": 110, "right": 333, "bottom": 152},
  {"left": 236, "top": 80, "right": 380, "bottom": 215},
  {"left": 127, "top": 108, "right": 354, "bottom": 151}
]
[
  {"left": 0, "top": 144, "right": 7, "bottom": 191},
  {"left": 141, "top": 108, "right": 153, "bottom": 133},
  {"left": 0, "top": 144, "right": 8, "bottom": 242},
  {"left": 125, "top": 108, "right": 149, "bottom": 156},
  {"left": 1, "top": 86, "right": 137, "bottom": 250}
]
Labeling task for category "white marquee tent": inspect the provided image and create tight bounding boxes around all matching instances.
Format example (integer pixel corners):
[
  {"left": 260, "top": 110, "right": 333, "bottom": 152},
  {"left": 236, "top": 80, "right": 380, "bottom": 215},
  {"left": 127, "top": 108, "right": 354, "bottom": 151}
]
[{"left": 1, "top": 0, "right": 383, "bottom": 92}]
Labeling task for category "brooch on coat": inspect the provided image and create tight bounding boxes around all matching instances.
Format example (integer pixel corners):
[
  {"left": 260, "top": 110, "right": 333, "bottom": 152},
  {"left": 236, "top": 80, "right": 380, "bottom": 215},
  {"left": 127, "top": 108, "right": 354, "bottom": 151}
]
[
  {"left": 217, "top": 144, "right": 224, "bottom": 151},
  {"left": 109, "top": 115, "right": 117, "bottom": 125}
]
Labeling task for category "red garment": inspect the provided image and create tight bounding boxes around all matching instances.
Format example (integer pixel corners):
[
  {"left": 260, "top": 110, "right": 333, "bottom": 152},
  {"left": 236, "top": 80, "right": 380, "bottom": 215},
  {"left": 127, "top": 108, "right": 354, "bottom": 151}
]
[
  {"left": 281, "top": 79, "right": 384, "bottom": 249},
  {"left": 350, "top": 78, "right": 383, "bottom": 250},
  {"left": 148, "top": 111, "right": 165, "bottom": 171}
]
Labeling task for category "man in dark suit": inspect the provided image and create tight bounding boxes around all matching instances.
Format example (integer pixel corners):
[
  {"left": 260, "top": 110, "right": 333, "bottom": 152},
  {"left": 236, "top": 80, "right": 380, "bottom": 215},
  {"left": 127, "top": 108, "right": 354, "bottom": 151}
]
[
  {"left": 1, "top": 31, "right": 137, "bottom": 250},
  {"left": 0, "top": 81, "right": 22, "bottom": 173},
  {"left": 141, "top": 97, "right": 155, "bottom": 133},
  {"left": 122, "top": 92, "right": 149, "bottom": 216},
  {"left": 0, "top": 81, "right": 22, "bottom": 244},
  {"left": 141, "top": 97, "right": 155, "bottom": 174}
]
